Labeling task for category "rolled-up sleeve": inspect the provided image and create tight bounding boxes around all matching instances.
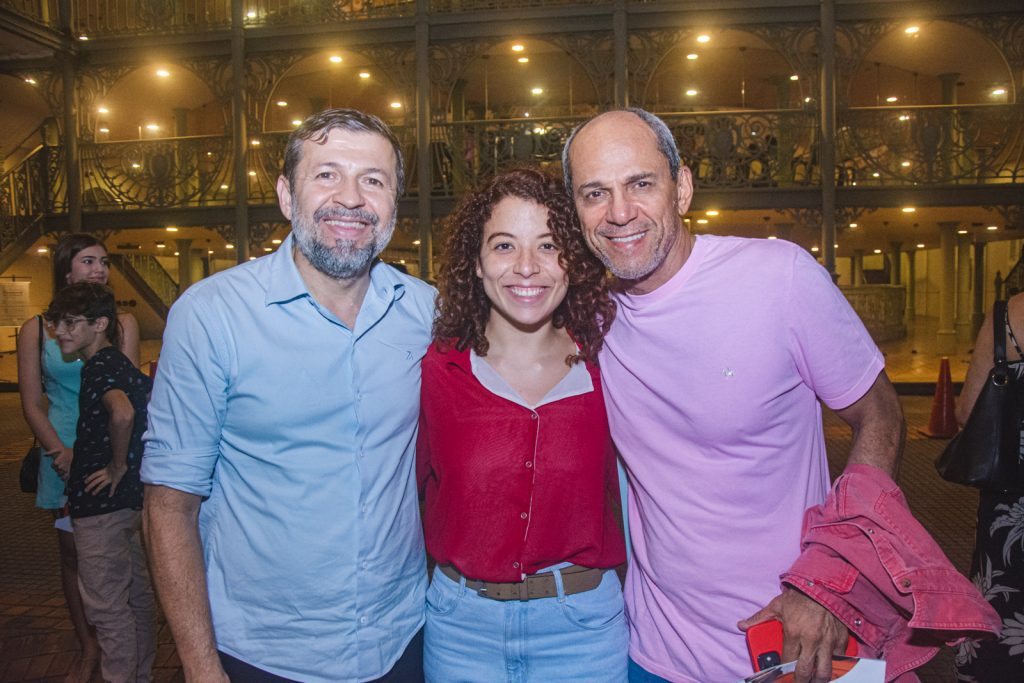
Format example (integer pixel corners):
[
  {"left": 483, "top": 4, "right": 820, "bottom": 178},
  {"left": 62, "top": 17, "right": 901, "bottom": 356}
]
[{"left": 142, "top": 290, "right": 228, "bottom": 497}]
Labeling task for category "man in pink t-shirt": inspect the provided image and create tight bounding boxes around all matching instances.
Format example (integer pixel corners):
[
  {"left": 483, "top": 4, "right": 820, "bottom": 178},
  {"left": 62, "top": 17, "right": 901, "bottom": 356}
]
[{"left": 562, "top": 109, "right": 905, "bottom": 683}]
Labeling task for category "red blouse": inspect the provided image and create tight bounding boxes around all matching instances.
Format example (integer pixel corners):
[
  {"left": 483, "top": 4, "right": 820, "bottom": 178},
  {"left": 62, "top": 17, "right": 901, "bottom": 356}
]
[{"left": 417, "top": 342, "right": 626, "bottom": 582}]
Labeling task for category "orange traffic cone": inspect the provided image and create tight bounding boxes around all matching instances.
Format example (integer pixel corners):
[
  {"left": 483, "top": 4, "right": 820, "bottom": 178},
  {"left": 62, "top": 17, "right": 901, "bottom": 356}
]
[{"left": 918, "top": 357, "right": 958, "bottom": 438}]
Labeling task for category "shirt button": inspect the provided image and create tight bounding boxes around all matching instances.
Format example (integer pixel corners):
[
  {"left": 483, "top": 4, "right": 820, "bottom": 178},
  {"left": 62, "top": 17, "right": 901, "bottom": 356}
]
[
  {"left": 520, "top": 512, "right": 528, "bottom": 519},
  {"left": 512, "top": 562, "right": 520, "bottom": 569},
  {"left": 530, "top": 413, "right": 537, "bottom": 420},
  {"left": 525, "top": 461, "right": 532, "bottom": 468},
  {"left": 361, "top": 560, "right": 369, "bottom": 570},
  {"left": 359, "top": 449, "right": 365, "bottom": 458},
  {"left": 361, "top": 504, "right": 369, "bottom": 514},
  {"left": 359, "top": 616, "right": 368, "bottom": 625}
]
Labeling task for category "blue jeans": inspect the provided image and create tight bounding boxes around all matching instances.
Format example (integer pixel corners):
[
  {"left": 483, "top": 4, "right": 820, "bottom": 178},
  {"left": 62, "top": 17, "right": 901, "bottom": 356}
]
[
  {"left": 627, "top": 657, "right": 674, "bottom": 683},
  {"left": 424, "top": 565, "right": 628, "bottom": 682}
]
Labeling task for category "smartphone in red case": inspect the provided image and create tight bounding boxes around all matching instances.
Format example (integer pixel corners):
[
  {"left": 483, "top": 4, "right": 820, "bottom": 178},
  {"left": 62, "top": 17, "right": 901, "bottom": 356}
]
[{"left": 746, "top": 619, "right": 857, "bottom": 673}]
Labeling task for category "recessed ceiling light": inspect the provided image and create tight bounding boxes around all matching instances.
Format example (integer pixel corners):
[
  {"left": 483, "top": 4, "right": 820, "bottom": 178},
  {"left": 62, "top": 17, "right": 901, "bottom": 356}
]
[
  {"left": 511, "top": 44, "right": 525, "bottom": 52},
  {"left": 992, "top": 88, "right": 1007, "bottom": 96},
  {"left": 251, "top": 139, "right": 261, "bottom": 146},
  {"left": 873, "top": 249, "right": 882, "bottom": 254},
  {"left": 276, "top": 101, "right": 287, "bottom": 107},
  {"left": 531, "top": 87, "right": 544, "bottom": 95},
  {"left": 957, "top": 229, "right": 968, "bottom": 234},
  {"left": 248, "top": 170, "right": 257, "bottom": 176},
  {"left": 886, "top": 96, "right": 898, "bottom": 103},
  {"left": 804, "top": 97, "right": 812, "bottom": 103},
  {"left": 131, "top": 163, "right": 141, "bottom": 169},
  {"left": 272, "top": 239, "right": 282, "bottom": 244},
  {"left": 517, "top": 57, "right": 529, "bottom": 64},
  {"left": 413, "top": 239, "right": 421, "bottom": 245},
  {"left": 98, "top": 127, "right": 109, "bottom": 133},
  {"left": 246, "top": 10, "right": 256, "bottom": 18},
  {"left": 25, "top": 77, "right": 37, "bottom": 84},
  {"left": 249, "top": 256, "right": 256, "bottom": 261},
  {"left": 359, "top": 71, "right": 371, "bottom": 78},
  {"left": 207, "top": 250, "right": 214, "bottom": 255},
  {"left": 174, "top": 251, "right": 180, "bottom": 256},
  {"left": 902, "top": 207, "right": 916, "bottom": 213},
  {"left": 156, "top": 243, "right": 166, "bottom": 248},
  {"left": 78, "top": 34, "right": 88, "bottom": 41},
  {"left": 901, "top": 161, "right": 911, "bottom": 167},
  {"left": 37, "top": 247, "right": 48, "bottom": 253},
  {"left": 696, "top": 218, "right": 708, "bottom": 224},
  {"left": 145, "top": 123, "right": 160, "bottom": 131},
  {"left": 291, "top": 119, "right": 302, "bottom": 126},
  {"left": 767, "top": 235, "right": 778, "bottom": 240},
  {"left": 226, "top": 244, "right": 235, "bottom": 249},
  {"left": 849, "top": 223, "right": 858, "bottom": 228},
  {"left": 987, "top": 225, "right": 999, "bottom": 231},
  {"left": 98, "top": 106, "right": 109, "bottom": 114},
  {"left": 905, "top": 26, "right": 919, "bottom": 34},
  {"left": 872, "top": 172, "right": 880, "bottom": 177},
  {"left": 156, "top": 69, "right": 170, "bottom": 78},
  {"left": 706, "top": 210, "right": 719, "bottom": 216},
  {"left": 789, "top": 75, "right": 799, "bottom": 81},
  {"left": 810, "top": 246, "right": 819, "bottom": 252},
  {"left": 390, "top": 101, "right": 402, "bottom": 109},
  {"left": 264, "top": 247, "right": 273, "bottom": 252},
  {"left": 220, "top": 184, "right": 229, "bottom": 190},
  {"left": 686, "top": 89, "right": 698, "bottom": 96},
  {"left": 898, "top": 115, "right": 910, "bottom": 121},
  {"left": 686, "top": 53, "right": 698, "bottom": 60},
  {"left": 329, "top": 55, "right": 343, "bottom": 64},
  {"left": 166, "top": 227, "right": 178, "bottom": 232},
  {"left": 696, "top": 34, "right": 710, "bottom": 43}
]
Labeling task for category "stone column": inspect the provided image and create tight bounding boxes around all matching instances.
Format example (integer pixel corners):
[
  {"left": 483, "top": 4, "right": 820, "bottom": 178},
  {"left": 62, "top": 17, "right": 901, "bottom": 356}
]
[
  {"left": 888, "top": 241, "right": 902, "bottom": 285},
  {"left": 906, "top": 247, "right": 917, "bottom": 321},
  {"left": 415, "top": 0, "right": 433, "bottom": 280},
  {"left": 956, "top": 233, "right": 972, "bottom": 342},
  {"left": 937, "top": 222, "right": 958, "bottom": 354},
  {"left": 175, "top": 239, "right": 193, "bottom": 293},
  {"left": 60, "top": 0, "right": 81, "bottom": 231},
  {"left": 972, "top": 241, "right": 987, "bottom": 336},
  {"left": 851, "top": 249, "right": 864, "bottom": 286},
  {"left": 231, "top": 0, "right": 250, "bottom": 263}
]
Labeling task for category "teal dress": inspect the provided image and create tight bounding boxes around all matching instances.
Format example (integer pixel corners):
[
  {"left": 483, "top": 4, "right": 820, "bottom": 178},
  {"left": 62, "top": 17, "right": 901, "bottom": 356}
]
[{"left": 36, "top": 331, "right": 83, "bottom": 510}]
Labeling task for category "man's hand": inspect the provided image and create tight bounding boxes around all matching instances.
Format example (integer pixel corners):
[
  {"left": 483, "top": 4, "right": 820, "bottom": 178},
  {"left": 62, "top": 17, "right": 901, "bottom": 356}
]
[
  {"left": 738, "top": 588, "right": 848, "bottom": 683},
  {"left": 84, "top": 462, "right": 127, "bottom": 496}
]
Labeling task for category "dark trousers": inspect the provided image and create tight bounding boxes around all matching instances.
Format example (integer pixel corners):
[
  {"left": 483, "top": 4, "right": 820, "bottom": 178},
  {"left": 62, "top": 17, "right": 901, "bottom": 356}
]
[{"left": 219, "top": 628, "right": 424, "bottom": 683}]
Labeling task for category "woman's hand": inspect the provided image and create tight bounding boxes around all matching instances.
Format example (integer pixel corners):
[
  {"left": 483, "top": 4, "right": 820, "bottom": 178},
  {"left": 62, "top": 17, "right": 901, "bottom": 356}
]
[{"left": 51, "top": 447, "right": 74, "bottom": 481}]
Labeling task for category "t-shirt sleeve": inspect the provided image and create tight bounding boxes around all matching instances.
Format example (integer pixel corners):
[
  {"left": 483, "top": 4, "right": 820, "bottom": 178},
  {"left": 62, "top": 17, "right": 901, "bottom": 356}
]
[
  {"left": 784, "top": 248, "right": 885, "bottom": 410},
  {"left": 141, "top": 292, "right": 228, "bottom": 497}
]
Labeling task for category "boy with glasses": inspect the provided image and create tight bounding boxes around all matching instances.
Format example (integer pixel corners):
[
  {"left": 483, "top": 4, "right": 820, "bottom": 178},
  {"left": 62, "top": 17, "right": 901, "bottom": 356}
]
[{"left": 47, "top": 282, "right": 155, "bottom": 683}]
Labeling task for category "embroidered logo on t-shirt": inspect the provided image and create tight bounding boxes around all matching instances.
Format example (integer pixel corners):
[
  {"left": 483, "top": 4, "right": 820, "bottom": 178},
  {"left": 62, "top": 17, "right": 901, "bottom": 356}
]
[{"left": 723, "top": 367, "right": 735, "bottom": 378}]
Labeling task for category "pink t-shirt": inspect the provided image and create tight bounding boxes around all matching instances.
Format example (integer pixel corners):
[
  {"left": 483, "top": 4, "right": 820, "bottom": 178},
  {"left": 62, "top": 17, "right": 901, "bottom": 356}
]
[{"left": 600, "top": 235, "right": 884, "bottom": 682}]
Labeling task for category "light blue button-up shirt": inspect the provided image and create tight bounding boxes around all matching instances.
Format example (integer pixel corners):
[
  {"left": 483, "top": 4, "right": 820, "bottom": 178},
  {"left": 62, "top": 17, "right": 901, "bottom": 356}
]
[{"left": 142, "top": 234, "right": 436, "bottom": 683}]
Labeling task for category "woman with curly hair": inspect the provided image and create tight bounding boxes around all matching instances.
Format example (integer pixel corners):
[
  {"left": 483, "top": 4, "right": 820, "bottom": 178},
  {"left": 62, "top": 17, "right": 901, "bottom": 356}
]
[{"left": 417, "top": 167, "right": 627, "bottom": 682}]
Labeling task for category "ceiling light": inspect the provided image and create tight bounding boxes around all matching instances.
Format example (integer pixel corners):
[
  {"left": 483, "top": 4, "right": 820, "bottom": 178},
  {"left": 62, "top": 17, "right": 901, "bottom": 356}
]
[
  {"left": 251, "top": 138, "right": 261, "bottom": 146},
  {"left": 886, "top": 96, "right": 898, "bottom": 103},
  {"left": 78, "top": 34, "right": 88, "bottom": 41},
  {"left": 789, "top": 75, "right": 799, "bottom": 81},
  {"left": 957, "top": 229, "right": 968, "bottom": 234},
  {"left": 686, "top": 53, "right": 698, "bottom": 60},
  {"left": 156, "top": 243, "right": 165, "bottom": 248},
  {"left": 804, "top": 97, "right": 812, "bottom": 103},
  {"left": 849, "top": 223, "right": 858, "bottom": 228},
  {"left": 905, "top": 26, "right": 919, "bottom": 34},
  {"left": 696, "top": 218, "right": 708, "bottom": 224},
  {"left": 685, "top": 89, "right": 698, "bottom": 96},
  {"left": 706, "top": 210, "right": 719, "bottom": 216},
  {"left": 898, "top": 115, "right": 910, "bottom": 121},
  {"left": 98, "top": 126, "right": 109, "bottom": 133},
  {"left": 987, "top": 225, "right": 999, "bottom": 231},
  {"left": 511, "top": 44, "right": 525, "bottom": 52},
  {"left": 531, "top": 87, "right": 543, "bottom": 95},
  {"left": 517, "top": 57, "right": 529, "bottom": 64},
  {"left": 131, "top": 163, "right": 141, "bottom": 169},
  {"left": 902, "top": 207, "right": 916, "bottom": 213},
  {"left": 916, "top": 243, "right": 925, "bottom": 249},
  {"left": 272, "top": 238, "right": 282, "bottom": 244},
  {"left": 246, "top": 10, "right": 256, "bottom": 18},
  {"left": 264, "top": 247, "right": 273, "bottom": 252},
  {"left": 767, "top": 236, "right": 777, "bottom": 240},
  {"left": 992, "top": 88, "right": 1007, "bottom": 96},
  {"left": 208, "top": 250, "right": 214, "bottom": 255},
  {"left": 249, "top": 256, "right": 256, "bottom": 261},
  {"left": 390, "top": 101, "right": 402, "bottom": 109},
  {"left": 166, "top": 227, "right": 178, "bottom": 232},
  {"left": 37, "top": 247, "right": 48, "bottom": 253},
  {"left": 810, "top": 246, "right": 819, "bottom": 252},
  {"left": 97, "top": 106, "right": 109, "bottom": 114},
  {"left": 872, "top": 172, "right": 880, "bottom": 177},
  {"left": 524, "top": 112, "right": 530, "bottom": 117},
  {"left": 873, "top": 249, "right": 882, "bottom": 254},
  {"left": 291, "top": 119, "right": 302, "bottom": 126},
  {"left": 174, "top": 251, "right": 180, "bottom": 256},
  {"left": 226, "top": 243, "right": 235, "bottom": 249},
  {"left": 329, "top": 55, "right": 343, "bottom": 63},
  {"left": 901, "top": 161, "right": 911, "bottom": 167},
  {"left": 145, "top": 123, "right": 160, "bottom": 131},
  {"left": 696, "top": 34, "right": 710, "bottom": 43},
  {"left": 25, "top": 77, "right": 37, "bottom": 85},
  {"left": 412, "top": 239, "right": 421, "bottom": 245},
  {"left": 248, "top": 170, "right": 257, "bottom": 176},
  {"left": 220, "top": 184, "right": 229, "bottom": 190},
  {"left": 359, "top": 71, "right": 371, "bottom": 78},
  {"left": 156, "top": 69, "right": 170, "bottom": 78},
  {"left": 276, "top": 100, "right": 287, "bottom": 107}
]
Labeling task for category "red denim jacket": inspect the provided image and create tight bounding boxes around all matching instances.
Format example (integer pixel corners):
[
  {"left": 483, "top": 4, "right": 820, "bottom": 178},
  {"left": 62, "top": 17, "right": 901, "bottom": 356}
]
[{"left": 781, "top": 464, "right": 1000, "bottom": 682}]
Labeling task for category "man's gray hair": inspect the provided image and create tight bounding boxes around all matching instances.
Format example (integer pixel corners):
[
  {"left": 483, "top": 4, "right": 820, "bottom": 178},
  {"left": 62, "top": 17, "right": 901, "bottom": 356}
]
[
  {"left": 561, "top": 107, "right": 682, "bottom": 194},
  {"left": 283, "top": 108, "right": 405, "bottom": 198}
]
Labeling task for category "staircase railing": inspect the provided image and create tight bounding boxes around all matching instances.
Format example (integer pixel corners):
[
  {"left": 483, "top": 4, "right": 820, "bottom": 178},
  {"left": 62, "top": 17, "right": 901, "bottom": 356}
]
[{"left": 115, "top": 253, "right": 179, "bottom": 308}]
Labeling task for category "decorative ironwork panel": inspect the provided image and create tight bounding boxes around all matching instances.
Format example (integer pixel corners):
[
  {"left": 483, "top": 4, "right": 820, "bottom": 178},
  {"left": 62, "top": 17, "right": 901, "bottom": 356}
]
[
  {"left": 629, "top": 29, "right": 688, "bottom": 109},
  {"left": 73, "top": 0, "right": 232, "bottom": 36},
  {"left": 660, "top": 109, "right": 819, "bottom": 189},
  {"left": 0, "top": 146, "right": 62, "bottom": 250},
  {"left": 247, "top": 53, "right": 310, "bottom": 134},
  {"left": 837, "top": 104, "right": 1024, "bottom": 186},
  {"left": 959, "top": 14, "right": 1024, "bottom": 79},
  {"left": 548, "top": 33, "right": 615, "bottom": 109},
  {"left": 247, "top": 0, "right": 414, "bottom": 25},
  {"left": 835, "top": 20, "right": 901, "bottom": 104},
  {"left": 429, "top": 41, "right": 494, "bottom": 111},
  {"left": 429, "top": 116, "right": 583, "bottom": 196},
  {"left": 4, "top": 0, "right": 59, "bottom": 25},
  {"left": 430, "top": 0, "right": 603, "bottom": 9},
  {"left": 79, "top": 136, "right": 233, "bottom": 209},
  {"left": 78, "top": 64, "right": 137, "bottom": 138},
  {"left": 746, "top": 24, "right": 818, "bottom": 97}
]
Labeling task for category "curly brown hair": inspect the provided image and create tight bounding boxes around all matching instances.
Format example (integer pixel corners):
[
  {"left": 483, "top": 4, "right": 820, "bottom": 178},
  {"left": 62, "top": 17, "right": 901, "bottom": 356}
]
[{"left": 434, "top": 167, "right": 615, "bottom": 365}]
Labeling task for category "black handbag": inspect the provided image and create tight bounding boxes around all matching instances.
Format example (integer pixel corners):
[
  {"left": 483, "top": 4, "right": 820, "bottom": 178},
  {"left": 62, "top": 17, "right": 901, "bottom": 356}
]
[
  {"left": 935, "top": 300, "right": 1024, "bottom": 491},
  {"left": 18, "top": 316, "right": 45, "bottom": 494}
]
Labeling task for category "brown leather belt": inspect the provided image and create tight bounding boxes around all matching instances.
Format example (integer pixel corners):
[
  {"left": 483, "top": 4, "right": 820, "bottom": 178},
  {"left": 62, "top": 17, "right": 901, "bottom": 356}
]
[{"left": 438, "top": 564, "right": 605, "bottom": 601}]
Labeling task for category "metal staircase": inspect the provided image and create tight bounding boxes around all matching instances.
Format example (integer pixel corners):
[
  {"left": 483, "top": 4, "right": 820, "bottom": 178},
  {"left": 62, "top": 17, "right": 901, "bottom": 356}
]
[{"left": 108, "top": 253, "right": 177, "bottom": 321}]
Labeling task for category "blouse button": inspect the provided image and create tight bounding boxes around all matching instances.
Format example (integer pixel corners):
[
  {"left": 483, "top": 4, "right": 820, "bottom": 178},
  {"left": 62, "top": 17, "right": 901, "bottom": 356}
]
[
  {"left": 525, "top": 461, "right": 533, "bottom": 468},
  {"left": 530, "top": 413, "right": 538, "bottom": 420},
  {"left": 512, "top": 562, "right": 520, "bottom": 569},
  {"left": 520, "top": 512, "right": 528, "bottom": 519}
]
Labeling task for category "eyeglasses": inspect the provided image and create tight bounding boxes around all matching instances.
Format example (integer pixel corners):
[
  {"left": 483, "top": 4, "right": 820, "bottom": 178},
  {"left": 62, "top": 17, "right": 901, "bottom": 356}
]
[{"left": 51, "top": 316, "right": 93, "bottom": 332}]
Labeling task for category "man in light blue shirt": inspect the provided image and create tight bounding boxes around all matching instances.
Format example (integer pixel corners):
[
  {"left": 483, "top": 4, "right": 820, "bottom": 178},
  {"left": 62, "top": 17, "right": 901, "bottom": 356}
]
[{"left": 142, "top": 109, "right": 435, "bottom": 683}]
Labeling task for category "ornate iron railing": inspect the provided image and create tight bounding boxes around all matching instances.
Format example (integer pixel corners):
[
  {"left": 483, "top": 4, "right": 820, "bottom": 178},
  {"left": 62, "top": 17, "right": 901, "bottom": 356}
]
[
  {"left": 0, "top": 146, "right": 63, "bottom": 252},
  {"left": 73, "top": 0, "right": 231, "bottom": 36},
  {"left": 837, "top": 104, "right": 1024, "bottom": 186},
  {"left": 246, "top": 0, "right": 414, "bottom": 25},
  {"left": 79, "top": 135, "right": 233, "bottom": 209},
  {"left": 4, "top": 0, "right": 59, "bottom": 26},
  {"left": 117, "top": 252, "right": 178, "bottom": 305},
  {"left": 429, "top": 0, "right": 603, "bottom": 9}
]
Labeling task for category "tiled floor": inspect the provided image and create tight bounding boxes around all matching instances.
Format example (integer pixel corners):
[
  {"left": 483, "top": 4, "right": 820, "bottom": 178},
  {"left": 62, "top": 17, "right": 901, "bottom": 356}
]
[{"left": 0, "top": 391, "right": 975, "bottom": 682}]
